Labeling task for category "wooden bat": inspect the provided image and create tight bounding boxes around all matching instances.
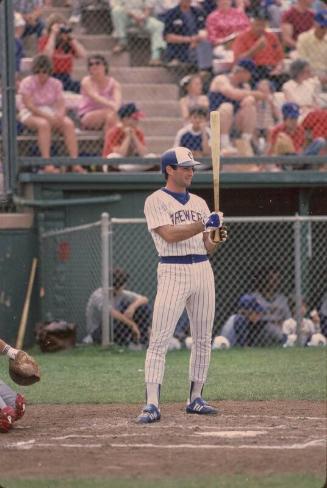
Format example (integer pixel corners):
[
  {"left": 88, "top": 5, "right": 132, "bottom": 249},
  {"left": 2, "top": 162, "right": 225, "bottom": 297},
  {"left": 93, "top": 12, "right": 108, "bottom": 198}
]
[
  {"left": 16, "top": 258, "right": 38, "bottom": 350},
  {"left": 210, "top": 110, "right": 221, "bottom": 242}
]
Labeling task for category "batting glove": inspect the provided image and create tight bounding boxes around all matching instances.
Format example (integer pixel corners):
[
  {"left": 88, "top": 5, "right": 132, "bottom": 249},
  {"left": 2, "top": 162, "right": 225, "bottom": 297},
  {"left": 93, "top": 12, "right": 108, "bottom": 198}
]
[{"left": 204, "top": 212, "right": 223, "bottom": 232}]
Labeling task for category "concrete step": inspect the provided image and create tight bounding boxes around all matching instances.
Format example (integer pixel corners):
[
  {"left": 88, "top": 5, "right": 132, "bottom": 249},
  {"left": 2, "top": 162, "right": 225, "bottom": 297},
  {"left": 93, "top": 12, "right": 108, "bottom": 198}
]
[
  {"left": 146, "top": 136, "right": 175, "bottom": 154},
  {"left": 43, "top": 7, "right": 70, "bottom": 19},
  {"left": 75, "top": 34, "right": 113, "bottom": 51},
  {"left": 72, "top": 65, "right": 176, "bottom": 83},
  {"left": 122, "top": 84, "right": 179, "bottom": 101},
  {"left": 139, "top": 101, "right": 181, "bottom": 117},
  {"left": 140, "top": 118, "right": 183, "bottom": 137},
  {"left": 74, "top": 50, "right": 130, "bottom": 69}
]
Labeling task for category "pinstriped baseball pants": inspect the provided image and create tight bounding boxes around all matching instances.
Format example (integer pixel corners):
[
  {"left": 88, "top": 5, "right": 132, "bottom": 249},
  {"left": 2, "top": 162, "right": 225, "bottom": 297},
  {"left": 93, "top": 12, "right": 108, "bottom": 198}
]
[{"left": 145, "top": 260, "right": 215, "bottom": 385}]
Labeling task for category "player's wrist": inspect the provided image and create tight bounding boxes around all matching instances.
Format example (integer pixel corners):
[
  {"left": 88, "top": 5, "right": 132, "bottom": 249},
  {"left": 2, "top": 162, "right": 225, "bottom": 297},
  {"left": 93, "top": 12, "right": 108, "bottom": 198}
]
[{"left": 3, "top": 345, "right": 19, "bottom": 360}]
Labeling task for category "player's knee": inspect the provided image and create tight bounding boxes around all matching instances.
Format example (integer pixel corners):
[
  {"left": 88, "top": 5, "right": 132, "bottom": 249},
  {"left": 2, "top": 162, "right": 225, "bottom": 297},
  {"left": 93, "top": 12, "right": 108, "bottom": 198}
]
[{"left": 0, "top": 406, "right": 16, "bottom": 433}]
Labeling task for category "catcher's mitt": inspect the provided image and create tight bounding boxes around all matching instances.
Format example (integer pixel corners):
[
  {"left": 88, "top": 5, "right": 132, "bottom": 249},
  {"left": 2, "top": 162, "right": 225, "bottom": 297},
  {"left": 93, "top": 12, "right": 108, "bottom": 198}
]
[{"left": 9, "top": 351, "right": 41, "bottom": 386}]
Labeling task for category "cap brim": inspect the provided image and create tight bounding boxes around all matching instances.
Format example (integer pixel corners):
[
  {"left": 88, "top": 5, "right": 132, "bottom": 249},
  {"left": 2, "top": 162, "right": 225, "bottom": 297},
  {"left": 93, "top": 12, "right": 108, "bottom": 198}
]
[{"left": 178, "top": 160, "right": 201, "bottom": 167}]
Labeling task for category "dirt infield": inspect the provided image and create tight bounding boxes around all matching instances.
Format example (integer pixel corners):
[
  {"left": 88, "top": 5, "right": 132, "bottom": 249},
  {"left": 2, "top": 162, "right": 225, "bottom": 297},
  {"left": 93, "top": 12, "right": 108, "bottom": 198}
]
[{"left": 1, "top": 401, "right": 326, "bottom": 480}]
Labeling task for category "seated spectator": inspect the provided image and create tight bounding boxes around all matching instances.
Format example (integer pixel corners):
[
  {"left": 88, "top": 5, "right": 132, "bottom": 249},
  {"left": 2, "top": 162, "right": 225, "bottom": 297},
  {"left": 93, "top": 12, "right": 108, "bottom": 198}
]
[
  {"left": 267, "top": 102, "right": 326, "bottom": 163},
  {"left": 281, "top": 0, "right": 314, "bottom": 52},
  {"left": 220, "top": 294, "right": 287, "bottom": 346},
  {"left": 282, "top": 59, "right": 324, "bottom": 119},
  {"left": 18, "top": 55, "right": 84, "bottom": 174},
  {"left": 150, "top": 0, "right": 179, "bottom": 22},
  {"left": 252, "top": 266, "right": 291, "bottom": 342},
  {"left": 163, "top": 0, "right": 212, "bottom": 70},
  {"left": 38, "top": 14, "right": 86, "bottom": 93},
  {"left": 232, "top": 8, "right": 286, "bottom": 90},
  {"left": 179, "top": 73, "right": 209, "bottom": 122},
  {"left": 110, "top": 0, "right": 166, "bottom": 66},
  {"left": 209, "top": 58, "right": 266, "bottom": 152},
  {"left": 318, "top": 292, "right": 327, "bottom": 337},
  {"left": 13, "top": 0, "right": 45, "bottom": 39},
  {"left": 206, "top": 0, "right": 250, "bottom": 47},
  {"left": 282, "top": 296, "right": 321, "bottom": 346},
  {"left": 14, "top": 12, "right": 26, "bottom": 73},
  {"left": 302, "top": 108, "right": 327, "bottom": 147},
  {"left": 103, "top": 103, "right": 156, "bottom": 171},
  {"left": 78, "top": 55, "right": 122, "bottom": 133},
  {"left": 84, "top": 267, "right": 151, "bottom": 348},
  {"left": 296, "top": 10, "right": 327, "bottom": 88},
  {"left": 174, "top": 106, "right": 211, "bottom": 165},
  {"left": 255, "top": 79, "right": 280, "bottom": 154}
]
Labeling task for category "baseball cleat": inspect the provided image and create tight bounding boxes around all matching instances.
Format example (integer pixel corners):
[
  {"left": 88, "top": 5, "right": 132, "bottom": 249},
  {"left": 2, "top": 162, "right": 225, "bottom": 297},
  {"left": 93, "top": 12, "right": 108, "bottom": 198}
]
[
  {"left": 186, "top": 397, "right": 218, "bottom": 415},
  {"left": 15, "top": 394, "right": 26, "bottom": 421},
  {"left": 137, "top": 404, "right": 161, "bottom": 424},
  {"left": 0, "top": 406, "right": 16, "bottom": 433}
]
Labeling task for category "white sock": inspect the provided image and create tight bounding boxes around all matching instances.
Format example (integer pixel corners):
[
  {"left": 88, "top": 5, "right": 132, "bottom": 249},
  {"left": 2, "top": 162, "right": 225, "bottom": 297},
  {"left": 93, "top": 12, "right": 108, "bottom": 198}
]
[
  {"left": 146, "top": 383, "right": 160, "bottom": 408},
  {"left": 189, "top": 381, "right": 204, "bottom": 403},
  {"left": 221, "top": 134, "right": 231, "bottom": 148},
  {"left": 242, "top": 133, "right": 252, "bottom": 142}
]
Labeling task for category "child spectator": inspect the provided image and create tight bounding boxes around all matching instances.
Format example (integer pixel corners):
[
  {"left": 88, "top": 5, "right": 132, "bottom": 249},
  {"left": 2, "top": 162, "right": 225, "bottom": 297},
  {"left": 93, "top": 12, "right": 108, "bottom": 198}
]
[
  {"left": 174, "top": 106, "right": 211, "bottom": 167},
  {"left": 13, "top": 0, "right": 45, "bottom": 39},
  {"left": 78, "top": 55, "right": 122, "bottom": 133},
  {"left": 281, "top": 0, "right": 315, "bottom": 52},
  {"left": 38, "top": 14, "right": 86, "bottom": 93},
  {"left": 103, "top": 103, "right": 156, "bottom": 171},
  {"left": 179, "top": 74, "right": 209, "bottom": 123},
  {"left": 18, "top": 54, "right": 84, "bottom": 174}
]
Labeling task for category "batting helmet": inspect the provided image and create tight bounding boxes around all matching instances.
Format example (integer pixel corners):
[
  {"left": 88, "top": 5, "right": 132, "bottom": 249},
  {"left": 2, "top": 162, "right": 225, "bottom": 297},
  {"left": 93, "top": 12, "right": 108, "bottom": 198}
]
[{"left": 161, "top": 147, "right": 201, "bottom": 174}]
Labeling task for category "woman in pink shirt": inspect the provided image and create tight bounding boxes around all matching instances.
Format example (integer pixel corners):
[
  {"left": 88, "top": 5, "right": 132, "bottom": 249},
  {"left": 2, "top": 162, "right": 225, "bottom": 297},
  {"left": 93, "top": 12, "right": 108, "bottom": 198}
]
[
  {"left": 78, "top": 55, "right": 122, "bottom": 132},
  {"left": 206, "top": 0, "right": 250, "bottom": 46},
  {"left": 18, "top": 54, "right": 83, "bottom": 173}
]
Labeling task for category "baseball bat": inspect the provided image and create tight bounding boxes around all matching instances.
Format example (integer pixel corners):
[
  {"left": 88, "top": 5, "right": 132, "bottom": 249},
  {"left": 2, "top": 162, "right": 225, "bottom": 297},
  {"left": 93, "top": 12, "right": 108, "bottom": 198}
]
[
  {"left": 210, "top": 110, "right": 221, "bottom": 242},
  {"left": 16, "top": 258, "right": 38, "bottom": 350}
]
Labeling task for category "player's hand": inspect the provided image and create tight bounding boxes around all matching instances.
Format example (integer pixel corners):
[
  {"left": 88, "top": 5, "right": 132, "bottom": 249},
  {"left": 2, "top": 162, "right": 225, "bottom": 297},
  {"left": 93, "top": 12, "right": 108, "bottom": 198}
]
[
  {"left": 204, "top": 212, "right": 223, "bottom": 232},
  {"left": 218, "top": 225, "right": 228, "bottom": 242}
]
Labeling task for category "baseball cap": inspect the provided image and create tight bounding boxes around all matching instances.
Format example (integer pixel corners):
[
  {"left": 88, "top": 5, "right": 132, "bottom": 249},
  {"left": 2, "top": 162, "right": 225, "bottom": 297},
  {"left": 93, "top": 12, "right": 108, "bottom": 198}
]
[
  {"left": 282, "top": 102, "right": 300, "bottom": 119},
  {"left": 314, "top": 10, "right": 327, "bottom": 27},
  {"left": 238, "top": 294, "right": 266, "bottom": 313},
  {"left": 236, "top": 58, "right": 257, "bottom": 75},
  {"left": 161, "top": 147, "right": 201, "bottom": 173},
  {"left": 118, "top": 103, "right": 144, "bottom": 120}
]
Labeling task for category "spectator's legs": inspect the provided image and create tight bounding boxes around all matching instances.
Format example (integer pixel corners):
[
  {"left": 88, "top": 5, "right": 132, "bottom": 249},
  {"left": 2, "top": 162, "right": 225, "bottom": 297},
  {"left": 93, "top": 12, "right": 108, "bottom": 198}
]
[
  {"left": 219, "top": 103, "right": 234, "bottom": 149},
  {"left": 23, "top": 116, "right": 59, "bottom": 173},
  {"left": 22, "top": 19, "right": 45, "bottom": 39},
  {"left": 235, "top": 96, "right": 256, "bottom": 141},
  {"left": 111, "top": 6, "right": 129, "bottom": 52},
  {"left": 144, "top": 17, "right": 166, "bottom": 64},
  {"left": 59, "top": 117, "right": 85, "bottom": 173},
  {"left": 303, "top": 137, "right": 326, "bottom": 156},
  {"left": 80, "top": 108, "right": 116, "bottom": 132}
]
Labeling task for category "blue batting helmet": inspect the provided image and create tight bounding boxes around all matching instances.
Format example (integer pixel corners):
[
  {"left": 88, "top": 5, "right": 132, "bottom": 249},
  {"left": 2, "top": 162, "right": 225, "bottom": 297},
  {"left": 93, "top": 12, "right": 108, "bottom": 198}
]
[{"left": 161, "top": 147, "right": 201, "bottom": 174}]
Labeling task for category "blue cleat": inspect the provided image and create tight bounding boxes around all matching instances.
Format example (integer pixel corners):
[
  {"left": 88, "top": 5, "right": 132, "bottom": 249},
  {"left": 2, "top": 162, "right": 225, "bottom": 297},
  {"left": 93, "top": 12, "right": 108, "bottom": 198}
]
[
  {"left": 186, "top": 397, "right": 218, "bottom": 415},
  {"left": 137, "top": 404, "right": 161, "bottom": 424}
]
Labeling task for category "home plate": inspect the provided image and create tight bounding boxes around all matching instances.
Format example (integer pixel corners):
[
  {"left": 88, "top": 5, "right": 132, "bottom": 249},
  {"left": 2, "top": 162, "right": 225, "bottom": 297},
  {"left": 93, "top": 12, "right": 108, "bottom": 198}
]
[{"left": 196, "top": 431, "right": 267, "bottom": 438}]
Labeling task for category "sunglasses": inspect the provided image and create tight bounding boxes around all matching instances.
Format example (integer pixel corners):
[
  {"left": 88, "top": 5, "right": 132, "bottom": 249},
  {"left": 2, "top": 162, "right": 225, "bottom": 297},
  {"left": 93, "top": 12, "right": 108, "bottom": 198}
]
[{"left": 88, "top": 60, "right": 103, "bottom": 67}]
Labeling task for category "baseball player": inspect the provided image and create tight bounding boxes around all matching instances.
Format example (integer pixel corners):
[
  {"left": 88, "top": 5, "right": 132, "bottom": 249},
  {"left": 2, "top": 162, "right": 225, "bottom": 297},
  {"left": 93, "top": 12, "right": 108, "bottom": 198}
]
[
  {"left": 0, "top": 339, "right": 26, "bottom": 433},
  {"left": 137, "top": 146, "right": 227, "bottom": 424}
]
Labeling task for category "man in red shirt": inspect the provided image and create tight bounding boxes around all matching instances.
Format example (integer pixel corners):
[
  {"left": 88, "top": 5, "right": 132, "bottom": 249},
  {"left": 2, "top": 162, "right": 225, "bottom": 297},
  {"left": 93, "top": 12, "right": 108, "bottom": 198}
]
[
  {"left": 268, "top": 102, "right": 326, "bottom": 168},
  {"left": 281, "top": 0, "right": 314, "bottom": 51},
  {"left": 102, "top": 103, "right": 156, "bottom": 172},
  {"left": 232, "top": 8, "right": 286, "bottom": 89}
]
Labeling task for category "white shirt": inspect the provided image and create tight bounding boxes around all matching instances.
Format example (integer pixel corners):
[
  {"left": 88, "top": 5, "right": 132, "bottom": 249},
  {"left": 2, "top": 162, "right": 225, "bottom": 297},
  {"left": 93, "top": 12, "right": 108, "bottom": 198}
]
[
  {"left": 282, "top": 77, "right": 322, "bottom": 110},
  {"left": 144, "top": 188, "right": 210, "bottom": 256}
]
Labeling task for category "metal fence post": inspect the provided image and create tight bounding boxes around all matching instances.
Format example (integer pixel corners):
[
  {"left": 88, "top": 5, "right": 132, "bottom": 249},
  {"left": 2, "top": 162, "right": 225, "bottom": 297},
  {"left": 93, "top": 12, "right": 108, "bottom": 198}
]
[
  {"left": 294, "top": 215, "right": 303, "bottom": 344},
  {"left": 101, "top": 213, "right": 110, "bottom": 347},
  {"left": 108, "top": 216, "right": 114, "bottom": 345}
]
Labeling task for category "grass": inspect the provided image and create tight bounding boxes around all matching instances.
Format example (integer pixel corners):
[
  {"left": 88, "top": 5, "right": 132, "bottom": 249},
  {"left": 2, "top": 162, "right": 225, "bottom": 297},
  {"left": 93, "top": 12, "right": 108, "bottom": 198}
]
[
  {"left": 0, "top": 475, "right": 325, "bottom": 488},
  {"left": 0, "top": 346, "right": 326, "bottom": 404}
]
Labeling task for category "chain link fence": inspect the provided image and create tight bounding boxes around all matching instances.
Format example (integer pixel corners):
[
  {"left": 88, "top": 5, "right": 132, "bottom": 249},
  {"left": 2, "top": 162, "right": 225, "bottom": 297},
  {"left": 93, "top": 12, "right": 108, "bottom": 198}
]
[
  {"left": 0, "top": 1, "right": 325, "bottom": 176},
  {"left": 40, "top": 214, "right": 327, "bottom": 349}
]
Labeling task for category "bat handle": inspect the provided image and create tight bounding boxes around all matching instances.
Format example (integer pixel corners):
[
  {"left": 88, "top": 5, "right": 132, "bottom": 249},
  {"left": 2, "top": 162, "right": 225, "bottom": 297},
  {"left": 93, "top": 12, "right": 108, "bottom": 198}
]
[{"left": 212, "top": 230, "right": 220, "bottom": 243}]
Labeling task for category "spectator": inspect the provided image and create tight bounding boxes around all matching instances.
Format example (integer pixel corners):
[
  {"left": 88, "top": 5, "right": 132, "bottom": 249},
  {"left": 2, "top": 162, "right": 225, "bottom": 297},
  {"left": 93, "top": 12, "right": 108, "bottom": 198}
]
[
  {"left": 110, "top": 0, "right": 166, "bottom": 66},
  {"left": 13, "top": 0, "right": 45, "bottom": 39},
  {"left": 84, "top": 267, "right": 151, "bottom": 347},
  {"left": 282, "top": 296, "right": 321, "bottom": 346},
  {"left": 209, "top": 58, "right": 266, "bottom": 152},
  {"left": 220, "top": 294, "right": 287, "bottom": 346},
  {"left": 163, "top": 0, "right": 212, "bottom": 70},
  {"left": 18, "top": 55, "right": 84, "bottom": 174},
  {"left": 296, "top": 10, "right": 327, "bottom": 87},
  {"left": 38, "top": 14, "right": 86, "bottom": 93},
  {"left": 78, "top": 55, "right": 122, "bottom": 133},
  {"left": 103, "top": 103, "right": 157, "bottom": 171},
  {"left": 232, "top": 8, "right": 286, "bottom": 90},
  {"left": 282, "top": 59, "right": 324, "bottom": 118},
  {"left": 174, "top": 106, "right": 211, "bottom": 165},
  {"left": 302, "top": 109, "right": 327, "bottom": 153},
  {"left": 255, "top": 79, "right": 280, "bottom": 154},
  {"left": 150, "top": 0, "right": 179, "bottom": 22},
  {"left": 206, "top": 0, "right": 250, "bottom": 47},
  {"left": 281, "top": 0, "right": 314, "bottom": 52},
  {"left": 252, "top": 266, "right": 291, "bottom": 342},
  {"left": 14, "top": 12, "right": 26, "bottom": 73},
  {"left": 267, "top": 102, "right": 326, "bottom": 162},
  {"left": 318, "top": 293, "right": 327, "bottom": 336},
  {"left": 179, "top": 73, "right": 209, "bottom": 122}
]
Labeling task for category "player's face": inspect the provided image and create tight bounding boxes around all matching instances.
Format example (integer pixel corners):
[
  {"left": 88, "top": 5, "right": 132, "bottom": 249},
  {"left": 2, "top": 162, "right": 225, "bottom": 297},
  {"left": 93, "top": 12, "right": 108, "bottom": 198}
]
[{"left": 170, "top": 166, "right": 194, "bottom": 190}]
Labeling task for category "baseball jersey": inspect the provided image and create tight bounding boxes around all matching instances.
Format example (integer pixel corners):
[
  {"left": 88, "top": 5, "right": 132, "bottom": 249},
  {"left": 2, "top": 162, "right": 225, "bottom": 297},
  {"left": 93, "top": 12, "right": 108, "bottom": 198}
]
[
  {"left": 174, "top": 124, "right": 211, "bottom": 152},
  {"left": 144, "top": 188, "right": 210, "bottom": 256}
]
